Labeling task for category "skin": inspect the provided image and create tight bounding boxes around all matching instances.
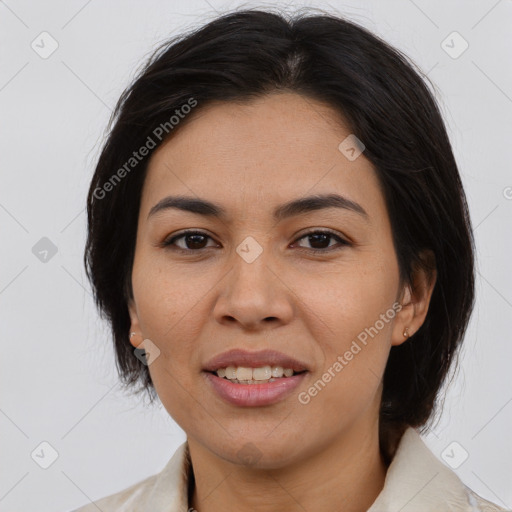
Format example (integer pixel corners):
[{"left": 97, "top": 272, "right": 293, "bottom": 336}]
[{"left": 127, "top": 92, "right": 436, "bottom": 512}]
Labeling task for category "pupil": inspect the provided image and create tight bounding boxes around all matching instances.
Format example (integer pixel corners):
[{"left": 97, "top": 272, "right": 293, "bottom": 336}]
[
  {"left": 310, "top": 233, "right": 329, "bottom": 249},
  {"left": 187, "top": 234, "right": 206, "bottom": 249}
]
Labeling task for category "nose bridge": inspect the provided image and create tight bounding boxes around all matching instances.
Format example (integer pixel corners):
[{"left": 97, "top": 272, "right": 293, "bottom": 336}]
[
  {"left": 230, "top": 234, "right": 275, "bottom": 298},
  {"left": 213, "top": 234, "right": 293, "bottom": 327}
]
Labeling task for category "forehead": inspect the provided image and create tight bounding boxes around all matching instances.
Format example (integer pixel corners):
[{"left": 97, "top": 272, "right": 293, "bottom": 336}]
[{"left": 139, "top": 92, "right": 385, "bottom": 223}]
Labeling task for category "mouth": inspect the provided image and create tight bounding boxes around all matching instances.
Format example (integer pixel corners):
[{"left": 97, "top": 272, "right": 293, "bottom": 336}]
[{"left": 202, "top": 349, "right": 310, "bottom": 407}]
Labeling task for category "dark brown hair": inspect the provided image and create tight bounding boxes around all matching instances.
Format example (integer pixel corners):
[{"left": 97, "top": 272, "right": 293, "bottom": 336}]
[{"left": 84, "top": 8, "right": 475, "bottom": 455}]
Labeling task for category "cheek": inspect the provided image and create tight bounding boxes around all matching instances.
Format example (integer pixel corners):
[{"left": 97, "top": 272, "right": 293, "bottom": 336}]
[
  {"left": 131, "top": 265, "right": 205, "bottom": 411},
  {"left": 132, "top": 254, "right": 204, "bottom": 342},
  {"left": 297, "top": 252, "right": 398, "bottom": 394},
  {"left": 301, "top": 252, "right": 398, "bottom": 342},
  {"left": 149, "top": 362, "right": 210, "bottom": 438},
  {"left": 302, "top": 289, "right": 394, "bottom": 425}
]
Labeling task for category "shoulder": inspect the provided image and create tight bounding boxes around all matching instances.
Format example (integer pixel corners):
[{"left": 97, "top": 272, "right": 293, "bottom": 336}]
[
  {"left": 369, "top": 427, "right": 510, "bottom": 512},
  {"left": 69, "top": 441, "right": 191, "bottom": 512},
  {"left": 465, "top": 487, "right": 511, "bottom": 512}
]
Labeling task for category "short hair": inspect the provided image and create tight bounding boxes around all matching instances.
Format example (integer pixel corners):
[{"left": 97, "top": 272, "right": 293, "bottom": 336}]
[{"left": 84, "top": 8, "right": 475, "bottom": 454}]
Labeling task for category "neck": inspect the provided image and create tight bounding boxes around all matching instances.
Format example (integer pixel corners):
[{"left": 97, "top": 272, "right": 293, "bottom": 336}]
[{"left": 188, "top": 420, "right": 388, "bottom": 512}]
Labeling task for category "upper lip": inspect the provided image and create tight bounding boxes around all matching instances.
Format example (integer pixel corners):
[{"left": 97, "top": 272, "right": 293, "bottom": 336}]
[{"left": 203, "top": 349, "right": 309, "bottom": 372}]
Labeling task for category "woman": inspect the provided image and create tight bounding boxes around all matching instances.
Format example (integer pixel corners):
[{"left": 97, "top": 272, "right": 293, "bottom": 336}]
[{"left": 76, "top": 8, "right": 509, "bottom": 512}]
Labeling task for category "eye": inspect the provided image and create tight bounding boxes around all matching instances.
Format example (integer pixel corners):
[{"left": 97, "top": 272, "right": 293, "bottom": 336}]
[
  {"left": 161, "top": 229, "right": 350, "bottom": 253},
  {"left": 162, "top": 230, "right": 218, "bottom": 252},
  {"left": 292, "top": 229, "right": 350, "bottom": 252}
]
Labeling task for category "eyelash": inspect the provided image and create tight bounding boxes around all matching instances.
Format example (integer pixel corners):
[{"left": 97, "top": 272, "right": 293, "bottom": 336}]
[{"left": 161, "top": 229, "right": 351, "bottom": 254}]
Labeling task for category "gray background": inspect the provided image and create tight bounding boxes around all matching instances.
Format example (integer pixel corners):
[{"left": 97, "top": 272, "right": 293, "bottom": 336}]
[{"left": 1, "top": 0, "right": 511, "bottom": 510}]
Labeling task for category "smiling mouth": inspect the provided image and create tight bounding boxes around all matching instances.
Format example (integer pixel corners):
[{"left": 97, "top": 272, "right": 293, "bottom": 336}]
[{"left": 206, "top": 365, "right": 307, "bottom": 384}]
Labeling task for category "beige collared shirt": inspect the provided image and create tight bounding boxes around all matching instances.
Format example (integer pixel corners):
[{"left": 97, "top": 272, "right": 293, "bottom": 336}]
[{"left": 71, "top": 427, "right": 509, "bottom": 511}]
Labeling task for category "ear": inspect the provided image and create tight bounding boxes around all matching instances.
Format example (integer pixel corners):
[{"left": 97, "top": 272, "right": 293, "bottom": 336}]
[
  {"left": 391, "top": 249, "right": 437, "bottom": 347},
  {"left": 127, "top": 298, "right": 143, "bottom": 349}
]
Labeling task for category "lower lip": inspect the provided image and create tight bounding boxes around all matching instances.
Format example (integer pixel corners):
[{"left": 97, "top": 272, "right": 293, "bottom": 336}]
[{"left": 203, "top": 371, "right": 307, "bottom": 407}]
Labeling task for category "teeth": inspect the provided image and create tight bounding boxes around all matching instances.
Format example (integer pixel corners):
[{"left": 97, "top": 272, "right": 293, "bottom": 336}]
[
  {"left": 236, "top": 367, "right": 253, "bottom": 381},
  {"left": 271, "top": 366, "right": 284, "bottom": 378},
  {"left": 253, "top": 366, "right": 272, "bottom": 380},
  {"left": 225, "top": 366, "right": 237, "bottom": 379},
  {"left": 215, "top": 365, "right": 298, "bottom": 380}
]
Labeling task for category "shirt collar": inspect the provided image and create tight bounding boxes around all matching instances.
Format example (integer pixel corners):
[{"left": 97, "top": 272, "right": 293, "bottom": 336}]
[
  {"left": 145, "top": 441, "right": 191, "bottom": 511},
  {"left": 368, "top": 426, "right": 475, "bottom": 511}
]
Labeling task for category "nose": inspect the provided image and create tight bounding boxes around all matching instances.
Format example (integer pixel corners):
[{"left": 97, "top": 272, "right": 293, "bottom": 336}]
[{"left": 213, "top": 247, "right": 294, "bottom": 331}]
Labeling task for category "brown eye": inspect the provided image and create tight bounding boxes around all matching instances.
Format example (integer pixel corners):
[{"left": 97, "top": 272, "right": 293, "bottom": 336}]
[
  {"left": 163, "top": 231, "right": 216, "bottom": 251},
  {"left": 293, "top": 230, "right": 350, "bottom": 252},
  {"left": 161, "top": 229, "right": 350, "bottom": 254}
]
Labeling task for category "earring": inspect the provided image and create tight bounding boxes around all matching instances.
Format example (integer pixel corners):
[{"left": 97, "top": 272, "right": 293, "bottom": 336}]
[
  {"left": 403, "top": 327, "right": 410, "bottom": 338},
  {"left": 130, "top": 332, "right": 137, "bottom": 340}
]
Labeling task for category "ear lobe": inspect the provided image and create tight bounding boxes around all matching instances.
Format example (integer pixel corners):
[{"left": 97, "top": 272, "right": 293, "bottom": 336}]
[
  {"left": 127, "top": 299, "right": 142, "bottom": 348},
  {"left": 391, "top": 284, "right": 414, "bottom": 347}
]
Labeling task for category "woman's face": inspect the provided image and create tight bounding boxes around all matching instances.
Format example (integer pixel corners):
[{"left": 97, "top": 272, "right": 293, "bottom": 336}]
[{"left": 128, "top": 92, "right": 414, "bottom": 467}]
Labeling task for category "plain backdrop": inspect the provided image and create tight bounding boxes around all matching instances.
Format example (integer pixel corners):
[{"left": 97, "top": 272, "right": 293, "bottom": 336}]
[{"left": 1, "top": 1, "right": 511, "bottom": 510}]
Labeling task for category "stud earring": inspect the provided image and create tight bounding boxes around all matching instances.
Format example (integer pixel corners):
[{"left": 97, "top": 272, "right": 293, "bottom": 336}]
[{"left": 403, "top": 327, "right": 410, "bottom": 338}]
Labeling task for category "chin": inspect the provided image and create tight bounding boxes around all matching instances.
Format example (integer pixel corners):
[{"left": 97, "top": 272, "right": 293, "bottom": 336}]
[{"left": 209, "top": 432, "right": 307, "bottom": 470}]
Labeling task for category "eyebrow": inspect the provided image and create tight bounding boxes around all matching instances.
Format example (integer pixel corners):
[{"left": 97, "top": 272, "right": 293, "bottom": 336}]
[{"left": 147, "top": 193, "right": 369, "bottom": 222}]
